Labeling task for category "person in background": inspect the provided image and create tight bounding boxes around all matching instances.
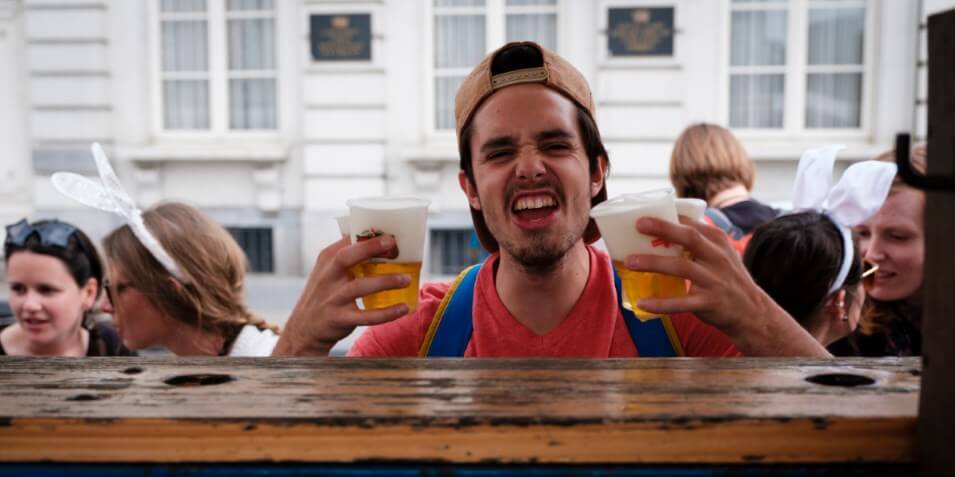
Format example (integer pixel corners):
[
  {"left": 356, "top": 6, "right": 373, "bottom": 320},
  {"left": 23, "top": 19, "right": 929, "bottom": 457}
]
[
  {"left": 744, "top": 146, "right": 896, "bottom": 353},
  {"left": 100, "top": 202, "right": 280, "bottom": 357},
  {"left": 832, "top": 145, "right": 927, "bottom": 356},
  {"left": 669, "top": 123, "right": 777, "bottom": 253},
  {"left": 1, "top": 218, "right": 134, "bottom": 356},
  {"left": 744, "top": 212, "right": 865, "bottom": 347}
]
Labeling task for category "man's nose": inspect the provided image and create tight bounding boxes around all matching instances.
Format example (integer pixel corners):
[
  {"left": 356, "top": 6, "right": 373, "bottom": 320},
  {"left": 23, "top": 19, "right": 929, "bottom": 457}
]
[{"left": 514, "top": 148, "right": 546, "bottom": 181}]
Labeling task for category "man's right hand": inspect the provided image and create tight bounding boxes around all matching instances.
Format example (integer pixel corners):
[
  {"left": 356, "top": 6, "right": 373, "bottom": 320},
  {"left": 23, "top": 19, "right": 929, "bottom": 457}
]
[{"left": 271, "top": 234, "right": 411, "bottom": 356}]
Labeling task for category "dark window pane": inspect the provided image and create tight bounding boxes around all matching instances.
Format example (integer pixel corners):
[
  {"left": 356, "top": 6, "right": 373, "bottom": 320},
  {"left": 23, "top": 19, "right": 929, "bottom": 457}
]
[
  {"left": 227, "top": 227, "right": 274, "bottom": 273},
  {"left": 429, "top": 228, "right": 487, "bottom": 276}
]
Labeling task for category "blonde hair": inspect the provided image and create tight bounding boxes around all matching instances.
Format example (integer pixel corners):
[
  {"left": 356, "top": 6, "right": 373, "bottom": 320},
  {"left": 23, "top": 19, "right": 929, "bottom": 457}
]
[
  {"left": 670, "top": 123, "right": 755, "bottom": 201},
  {"left": 859, "top": 144, "right": 926, "bottom": 336},
  {"left": 103, "top": 202, "right": 279, "bottom": 351}
]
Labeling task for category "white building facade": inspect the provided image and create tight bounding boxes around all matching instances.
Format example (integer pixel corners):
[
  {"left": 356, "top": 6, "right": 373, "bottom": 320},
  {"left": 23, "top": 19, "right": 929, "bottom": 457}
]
[{"left": 0, "top": 0, "right": 948, "bottom": 279}]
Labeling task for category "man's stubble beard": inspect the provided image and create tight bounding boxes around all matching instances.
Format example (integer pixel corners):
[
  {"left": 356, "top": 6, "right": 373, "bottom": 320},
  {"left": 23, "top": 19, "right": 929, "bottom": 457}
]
[
  {"left": 498, "top": 228, "right": 581, "bottom": 274},
  {"left": 483, "top": 195, "right": 590, "bottom": 275}
]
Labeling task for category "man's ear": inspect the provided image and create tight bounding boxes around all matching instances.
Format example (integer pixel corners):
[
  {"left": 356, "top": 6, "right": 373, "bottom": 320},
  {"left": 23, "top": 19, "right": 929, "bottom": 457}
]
[
  {"left": 591, "top": 155, "right": 608, "bottom": 198},
  {"left": 458, "top": 170, "right": 482, "bottom": 210}
]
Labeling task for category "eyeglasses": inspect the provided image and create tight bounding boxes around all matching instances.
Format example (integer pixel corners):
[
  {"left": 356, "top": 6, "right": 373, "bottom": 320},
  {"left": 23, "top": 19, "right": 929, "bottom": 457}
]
[
  {"left": 4, "top": 218, "right": 79, "bottom": 249},
  {"left": 103, "top": 278, "right": 133, "bottom": 304}
]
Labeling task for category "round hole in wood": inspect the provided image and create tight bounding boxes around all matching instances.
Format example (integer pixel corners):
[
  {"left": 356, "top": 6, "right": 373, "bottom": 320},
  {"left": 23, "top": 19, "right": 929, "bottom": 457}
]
[
  {"left": 66, "top": 394, "right": 105, "bottom": 402},
  {"left": 121, "top": 366, "right": 144, "bottom": 375},
  {"left": 805, "top": 373, "right": 875, "bottom": 387},
  {"left": 163, "top": 374, "right": 235, "bottom": 387}
]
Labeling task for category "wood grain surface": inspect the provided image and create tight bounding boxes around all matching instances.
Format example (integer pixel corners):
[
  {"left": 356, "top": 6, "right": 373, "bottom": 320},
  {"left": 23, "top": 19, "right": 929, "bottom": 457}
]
[{"left": 0, "top": 357, "right": 919, "bottom": 464}]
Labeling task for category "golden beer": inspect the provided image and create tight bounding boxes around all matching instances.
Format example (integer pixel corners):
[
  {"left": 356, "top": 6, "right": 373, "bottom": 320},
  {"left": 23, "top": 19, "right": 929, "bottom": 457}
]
[
  {"left": 350, "top": 261, "right": 423, "bottom": 312},
  {"left": 613, "top": 261, "right": 687, "bottom": 320}
]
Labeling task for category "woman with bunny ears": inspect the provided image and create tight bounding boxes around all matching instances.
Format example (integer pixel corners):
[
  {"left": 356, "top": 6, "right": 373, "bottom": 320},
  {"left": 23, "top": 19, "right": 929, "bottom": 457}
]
[
  {"left": 100, "top": 202, "right": 280, "bottom": 356},
  {"left": 835, "top": 145, "right": 927, "bottom": 357},
  {"left": 742, "top": 145, "right": 896, "bottom": 349},
  {"left": 52, "top": 144, "right": 279, "bottom": 356}
]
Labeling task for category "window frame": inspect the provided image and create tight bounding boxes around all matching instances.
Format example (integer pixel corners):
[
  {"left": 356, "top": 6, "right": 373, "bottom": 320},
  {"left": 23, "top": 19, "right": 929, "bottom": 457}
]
[
  {"left": 149, "top": 0, "right": 281, "bottom": 140},
  {"left": 424, "top": 0, "right": 562, "bottom": 138},
  {"left": 720, "top": 0, "right": 877, "bottom": 140}
]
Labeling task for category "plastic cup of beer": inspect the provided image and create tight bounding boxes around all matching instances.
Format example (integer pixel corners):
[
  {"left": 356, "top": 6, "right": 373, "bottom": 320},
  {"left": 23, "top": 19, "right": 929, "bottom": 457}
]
[
  {"left": 591, "top": 188, "right": 687, "bottom": 320},
  {"left": 346, "top": 197, "right": 430, "bottom": 312},
  {"left": 675, "top": 198, "right": 707, "bottom": 222}
]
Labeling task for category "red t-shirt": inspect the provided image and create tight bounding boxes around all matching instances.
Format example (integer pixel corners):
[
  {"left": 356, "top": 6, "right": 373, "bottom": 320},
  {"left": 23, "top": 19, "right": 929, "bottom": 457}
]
[{"left": 348, "top": 246, "right": 740, "bottom": 358}]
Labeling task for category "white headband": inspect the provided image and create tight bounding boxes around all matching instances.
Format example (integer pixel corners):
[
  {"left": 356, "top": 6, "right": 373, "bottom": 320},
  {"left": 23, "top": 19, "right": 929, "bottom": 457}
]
[
  {"left": 50, "top": 143, "right": 190, "bottom": 283},
  {"left": 791, "top": 144, "right": 896, "bottom": 295}
]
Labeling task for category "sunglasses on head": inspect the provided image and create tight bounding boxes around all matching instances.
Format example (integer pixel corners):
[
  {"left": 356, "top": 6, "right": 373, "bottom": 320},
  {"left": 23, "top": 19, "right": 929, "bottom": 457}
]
[{"left": 4, "top": 218, "right": 79, "bottom": 249}]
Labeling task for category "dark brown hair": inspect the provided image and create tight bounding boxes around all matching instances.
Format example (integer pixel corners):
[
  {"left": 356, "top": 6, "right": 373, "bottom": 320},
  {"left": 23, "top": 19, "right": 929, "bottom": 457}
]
[{"left": 743, "top": 212, "right": 862, "bottom": 327}]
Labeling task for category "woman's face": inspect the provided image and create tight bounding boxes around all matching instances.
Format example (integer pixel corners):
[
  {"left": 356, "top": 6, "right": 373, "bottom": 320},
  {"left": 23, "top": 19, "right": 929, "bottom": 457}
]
[
  {"left": 101, "top": 266, "right": 168, "bottom": 350},
  {"left": 855, "top": 188, "right": 925, "bottom": 302},
  {"left": 6, "top": 251, "right": 96, "bottom": 349}
]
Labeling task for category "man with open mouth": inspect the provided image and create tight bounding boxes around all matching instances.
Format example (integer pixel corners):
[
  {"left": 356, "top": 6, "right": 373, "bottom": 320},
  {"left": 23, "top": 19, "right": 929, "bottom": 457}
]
[{"left": 274, "top": 42, "right": 829, "bottom": 359}]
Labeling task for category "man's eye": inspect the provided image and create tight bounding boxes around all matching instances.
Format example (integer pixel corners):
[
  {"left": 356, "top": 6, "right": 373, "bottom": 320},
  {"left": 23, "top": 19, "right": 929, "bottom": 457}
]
[
  {"left": 544, "top": 143, "right": 570, "bottom": 151},
  {"left": 9, "top": 284, "right": 25, "bottom": 294},
  {"left": 38, "top": 285, "right": 58, "bottom": 295},
  {"left": 487, "top": 151, "right": 512, "bottom": 160}
]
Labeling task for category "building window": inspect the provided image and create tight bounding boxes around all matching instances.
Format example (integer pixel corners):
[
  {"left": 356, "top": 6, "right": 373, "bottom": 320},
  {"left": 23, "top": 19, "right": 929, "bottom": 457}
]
[
  {"left": 429, "top": 228, "right": 488, "bottom": 276},
  {"left": 158, "top": 0, "right": 277, "bottom": 132},
  {"left": 728, "top": 0, "right": 867, "bottom": 131},
  {"left": 227, "top": 226, "right": 274, "bottom": 273},
  {"left": 432, "top": 0, "right": 558, "bottom": 130}
]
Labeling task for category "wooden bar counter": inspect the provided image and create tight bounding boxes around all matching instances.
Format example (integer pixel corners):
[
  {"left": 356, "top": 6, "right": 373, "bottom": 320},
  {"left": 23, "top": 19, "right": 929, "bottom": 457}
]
[{"left": 0, "top": 357, "right": 919, "bottom": 472}]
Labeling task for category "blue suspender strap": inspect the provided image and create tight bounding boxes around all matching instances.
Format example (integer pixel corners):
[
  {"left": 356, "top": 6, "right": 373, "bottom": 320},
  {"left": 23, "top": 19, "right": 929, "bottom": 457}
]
[
  {"left": 704, "top": 208, "right": 745, "bottom": 240},
  {"left": 424, "top": 263, "right": 482, "bottom": 357},
  {"left": 613, "top": 267, "right": 678, "bottom": 357}
]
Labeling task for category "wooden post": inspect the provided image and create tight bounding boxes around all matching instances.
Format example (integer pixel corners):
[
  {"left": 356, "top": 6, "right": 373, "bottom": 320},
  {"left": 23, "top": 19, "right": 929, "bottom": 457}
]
[{"left": 918, "top": 8, "right": 955, "bottom": 477}]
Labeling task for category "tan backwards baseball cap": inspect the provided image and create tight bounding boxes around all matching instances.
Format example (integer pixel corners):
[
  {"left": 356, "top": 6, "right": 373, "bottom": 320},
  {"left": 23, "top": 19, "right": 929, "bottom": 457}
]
[{"left": 454, "top": 41, "right": 607, "bottom": 253}]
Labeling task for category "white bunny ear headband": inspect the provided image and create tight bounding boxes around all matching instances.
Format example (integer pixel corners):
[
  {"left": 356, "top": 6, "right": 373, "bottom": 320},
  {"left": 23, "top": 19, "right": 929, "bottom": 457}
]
[
  {"left": 50, "top": 143, "right": 190, "bottom": 283},
  {"left": 791, "top": 144, "right": 897, "bottom": 295}
]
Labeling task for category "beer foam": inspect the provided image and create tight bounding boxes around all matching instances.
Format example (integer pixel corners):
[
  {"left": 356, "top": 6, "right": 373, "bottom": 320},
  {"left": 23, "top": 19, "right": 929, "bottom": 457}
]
[
  {"left": 675, "top": 198, "right": 706, "bottom": 222},
  {"left": 590, "top": 188, "right": 681, "bottom": 260},
  {"left": 347, "top": 196, "right": 430, "bottom": 263}
]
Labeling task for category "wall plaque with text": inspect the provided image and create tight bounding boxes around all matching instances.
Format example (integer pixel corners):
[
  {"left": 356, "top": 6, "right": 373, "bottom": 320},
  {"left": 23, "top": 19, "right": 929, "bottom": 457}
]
[
  {"left": 310, "top": 14, "right": 371, "bottom": 61},
  {"left": 608, "top": 7, "right": 674, "bottom": 57}
]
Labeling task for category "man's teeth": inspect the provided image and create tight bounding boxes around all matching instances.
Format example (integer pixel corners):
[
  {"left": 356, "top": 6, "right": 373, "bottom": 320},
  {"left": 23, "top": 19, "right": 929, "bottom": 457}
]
[{"left": 514, "top": 195, "right": 556, "bottom": 211}]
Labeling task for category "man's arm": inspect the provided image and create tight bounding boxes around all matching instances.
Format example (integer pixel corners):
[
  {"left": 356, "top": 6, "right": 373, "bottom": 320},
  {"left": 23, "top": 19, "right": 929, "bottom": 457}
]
[
  {"left": 626, "top": 217, "right": 830, "bottom": 358},
  {"left": 272, "top": 234, "right": 411, "bottom": 356}
]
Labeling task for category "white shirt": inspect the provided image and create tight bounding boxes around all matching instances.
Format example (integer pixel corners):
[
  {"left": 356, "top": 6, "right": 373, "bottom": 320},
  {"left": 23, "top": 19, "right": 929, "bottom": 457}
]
[{"left": 228, "top": 325, "right": 279, "bottom": 357}]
